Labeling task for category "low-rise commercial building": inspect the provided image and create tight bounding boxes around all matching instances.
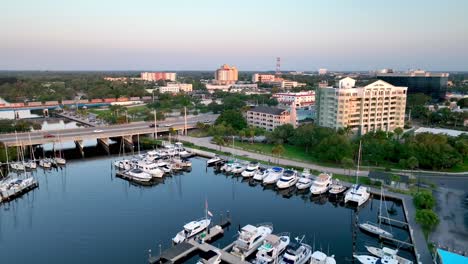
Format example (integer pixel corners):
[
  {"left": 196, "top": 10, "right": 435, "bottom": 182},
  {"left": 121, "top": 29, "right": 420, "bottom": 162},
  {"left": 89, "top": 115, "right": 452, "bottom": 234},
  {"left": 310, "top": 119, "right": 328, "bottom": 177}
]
[
  {"left": 271, "top": 80, "right": 307, "bottom": 89},
  {"left": 141, "top": 72, "right": 177, "bottom": 82},
  {"left": 158, "top": 82, "right": 193, "bottom": 94},
  {"left": 316, "top": 78, "right": 407, "bottom": 135},
  {"left": 252, "top": 73, "right": 276, "bottom": 83},
  {"left": 272, "top": 91, "right": 315, "bottom": 106}
]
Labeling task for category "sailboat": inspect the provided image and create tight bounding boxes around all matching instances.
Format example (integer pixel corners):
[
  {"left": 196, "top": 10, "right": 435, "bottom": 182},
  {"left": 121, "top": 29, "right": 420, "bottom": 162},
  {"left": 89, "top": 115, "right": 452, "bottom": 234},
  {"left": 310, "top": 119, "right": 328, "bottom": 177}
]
[
  {"left": 365, "top": 246, "right": 413, "bottom": 264},
  {"left": 25, "top": 133, "right": 37, "bottom": 169},
  {"left": 358, "top": 187, "right": 393, "bottom": 238},
  {"left": 344, "top": 141, "right": 370, "bottom": 207},
  {"left": 10, "top": 132, "right": 26, "bottom": 171}
]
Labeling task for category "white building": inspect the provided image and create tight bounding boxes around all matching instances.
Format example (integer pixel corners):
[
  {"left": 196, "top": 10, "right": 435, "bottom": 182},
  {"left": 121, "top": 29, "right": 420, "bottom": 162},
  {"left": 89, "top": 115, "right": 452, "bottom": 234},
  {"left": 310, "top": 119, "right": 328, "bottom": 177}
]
[
  {"left": 206, "top": 83, "right": 258, "bottom": 93},
  {"left": 272, "top": 91, "right": 315, "bottom": 106},
  {"left": 318, "top": 69, "right": 328, "bottom": 75},
  {"left": 252, "top": 73, "right": 276, "bottom": 83},
  {"left": 157, "top": 82, "right": 193, "bottom": 94},
  {"left": 272, "top": 80, "right": 307, "bottom": 89}
]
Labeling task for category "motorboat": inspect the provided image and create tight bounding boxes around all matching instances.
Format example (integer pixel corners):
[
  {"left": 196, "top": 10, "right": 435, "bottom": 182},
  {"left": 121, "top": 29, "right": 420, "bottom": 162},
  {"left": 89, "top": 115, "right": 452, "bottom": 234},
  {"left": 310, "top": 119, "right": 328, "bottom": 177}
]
[
  {"left": 365, "top": 246, "right": 413, "bottom": 264},
  {"left": 114, "top": 159, "right": 131, "bottom": 170},
  {"left": 241, "top": 167, "right": 257, "bottom": 178},
  {"left": 207, "top": 155, "right": 223, "bottom": 166},
  {"left": 353, "top": 254, "right": 398, "bottom": 264},
  {"left": 328, "top": 180, "right": 347, "bottom": 195},
  {"left": 279, "top": 237, "right": 312, "bottom": 264},
  {"left": 172, "top": 217, "right": 211, "bottom": 244},
  {"left": 172, "top": 157, "right": 192, "bottom": 168},
  {"left": 39, "top": 159, "right": 52, "bottom": 169},
  {"left": 231, "top": 163, "right": 246, "bottom": 174},
  {"left": 301, "top": 168, "right": 311, "bottom": 178},
  {"left": 359, "top": 222, "right": 393, "bottom": 238},
  {"left": 296, "top": 177, "right": 313, "bottom": 190},
  {"left": 253, "top": 233, "right": 290, "bottom": 264},
  {"left": 310, "top": 251, "right": 336, "bottom": 264},
  {"left": 24, "top": 160, "right": 37, "bottom": 170},
  {"left": 196, "top": 250, "right": 222, "bottom": 264},
  {"left": 263, "top": 167, "right": 284, "bottom": 185},
  {"left": 220, "top": 160, "right": 233, "bottom": 172},
  {"left": 344, "top": 184, "right": 370, "bottom": 207},
  {"left": 231, "top": 223, "right": 273, "bottom": 259},
  {"left": 54, "top": 157, "right": 66, "bottom": 165},
  {"left": 179, "top": 149, "right": 194, "bottom": 158},
  {"left": 310, "top": 173, "right": 332, "bottom": 195},
  {"left": 225, "top": 162, "right": 238, "bottom": 173},
  {"left": 145, "top": 150, "right": 160, "bottom": 161},
  {"left": 276, "top": 169, "right": 298, "bottom": 189},
  {"left": 10, "top": 162, "right": 25, "bottom": 171},
  {"left": 136, "top": 161, "right": 164, "bottom": 178},
  {"left": 126, "top": 168, "right": 152, "bottom": 182},
  {"left": 253, "top": 167, "right": 268, "bottom": 181},
  {"left": 246, "top": 161, "right": 260, "bottom": 171}
]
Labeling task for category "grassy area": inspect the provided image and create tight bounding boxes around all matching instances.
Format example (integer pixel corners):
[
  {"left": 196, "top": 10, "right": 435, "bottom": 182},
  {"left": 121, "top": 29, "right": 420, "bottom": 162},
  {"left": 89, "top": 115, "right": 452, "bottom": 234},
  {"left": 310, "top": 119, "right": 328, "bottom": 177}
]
[{"left": 446, "top": 156, "right": 468, "bottom": 172}]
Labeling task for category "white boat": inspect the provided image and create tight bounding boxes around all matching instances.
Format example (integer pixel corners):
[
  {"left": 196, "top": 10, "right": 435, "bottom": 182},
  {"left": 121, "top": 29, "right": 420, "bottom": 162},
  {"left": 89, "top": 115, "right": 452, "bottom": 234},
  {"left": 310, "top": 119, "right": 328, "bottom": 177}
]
[
  {"left": 24, "top": 160, "right": 37, "bottom": 169},
  {"left": 344, "top": 184, "right": 370, "bottom": 207},
  {"left": 354, "top": 254, "right": 398, "bottom": 264},
  {"left": 310, "top": 251, "right": 336, "bottom": 264},
  {"left": 54, "top": 157, "right": 66, "bottom": 165},
  {"left": 253, "top": 233, "right": 290, "bottom": 264},
  {"left": 232, "top": 163, "right": 246, "bottom": 174},
  {"left": 231, "top": 223, "right": 273, "bottom": 259},
  {"left": 179, "top": 149, "right": 194, "bottom": 158},
  {"left": 145, "top": 150, "right": 160, "bottom": 161},
  {"left": 301, "top": 168, "right": 311, "bottom": 178},
  {"left": 114, "top": 159, "right": 131, "bottom": 170},
  {"left": 279, "top": 237, "right": 312, "bottom": 264},
  {"left": 246, "top": 161, "right": 260, "bottom": 171},
  {"left": 10, "top": 162, "right": 25, "bottom": 171},
  {"left": 328, "top": 180, "right": 347, "bottom": 195},
  {"left": 344, "top": 141, "right": 370, "bottom": 207},
  {"left": 136, "top": 161, "right": 164, "bottom": 178},
  {"left": 207, "top": 155, "right": 223, "bottom": 166},
  {"left": 220, "top": 160, "right": 234, "bottom": 172},
  {"left": 39, "top": 159, "right": 52, "bottom": 168},
  {"left": 172, "top": 217, "right": 211, "bottom": 244},
  {"left": 241, "top": 166, "right": 258, "bottom": 178},
  {"left": 263, "top": 167, "right": 284, "bottom": 185},
  {"left": 310, "top": 173, "right": 332, "bottom": 195},
  {"left": 359, "top": 222, "right": 393, "bottom": 238},
  {"left": 276, "top": 169, "right": 298, "bottom": 189},
  {"left": 196, "top": 250, "right": 221, "bottom": 264},
  {"left": 365, "top": 246, "right": 413, "bottom": 264},
  {"left": 126, "top": 168, "right": 152, "bottom": 182},
  {"left": 225, "top": 162, "right": 238, "bottom": 173},
  {"left": 296, "top": 177, "right": 313, "bottom": 190},
  {"left": 253, "top": 167, "right": 269, "bottom": 181}
]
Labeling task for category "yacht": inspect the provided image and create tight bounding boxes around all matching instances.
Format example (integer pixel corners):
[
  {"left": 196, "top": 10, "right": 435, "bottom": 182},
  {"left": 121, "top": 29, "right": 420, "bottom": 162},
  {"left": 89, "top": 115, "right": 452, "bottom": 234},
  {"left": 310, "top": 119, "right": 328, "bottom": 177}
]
[
  {"left": 54, "top": 157, "right": 66, "bottom": 165},
  {"left": 296, "top": 177, "right": 313, "bottom": 190},
  {"left": 179, "top": 149, "right": 194, "bottom": 158},
  {"left": 207, "top": 155, "right": 223, "bottom": 166},
  {"left": 231, "top": 163, "right": 246, "bottom": 174},
  {"left": 241, "top": 166, "right": 258, "bottom": 178},
  {"left": 344, "top": 184, "right": 370, "bottom": 207},
  {"left": 39, "top": 159, "right": 52, "bottom": 169},
  {"left": 136, "top": 161, "right": 164, "bottom": 178},
  {"left": 354, "top": 254, "right": 398, "bottom": 264},
  {"left": 222, "top": 161, "right": 237, "bottom": 173},
  {"left": 10, "top": 162, "right": 25, "bottom": 171},
  {"left": 359, "top": 222, "right": 393, "bottom": 238},
  {"left": 145, "top": 150, "right": 160, "bottom": 161},
  {"left": 310, "top": 251, "right": 336, "bottom": 264},
  {"left": 328, "top": 180, "right": 347, "bottom": 195},
  {"left": 301, "top": 168, "right": 311, "bottom": 178},
  {"left": 276, "top": 169, "right": 298, "bottom": 189},
  {"left": 253, "top": 167, "right": 269, "bottom": 181},
  {"left": 114, "top": 159, "right": 131, "bottom": 170},
  {"left": 263, "top": 167, "right": 284, "bottom": 185},
  {"left": 231, "top": 224, "right": 273, "bottom": 259},
  {"left": 246, "top": 161, "right": 260, "bottom": 171},
  {"left": 24, "top": 160, "right": 37, "bottom": 170},
  {"left": 126, "top": 168, "right": 152, "bottom": 182},
  {"left": 279, "top": 237, "right": 312, "bottom": 264},
  {"left": 253, "top": 233, "right": 290, "bottom": 264},
  {"left": 172, "top": 217, "right": 211, "bottom": 244},
  {"left": 310, "top": 173, "right": 332, "bottom": 195},
  {"left": 365, "top": 246, "right": 413, "bottom": 264}
]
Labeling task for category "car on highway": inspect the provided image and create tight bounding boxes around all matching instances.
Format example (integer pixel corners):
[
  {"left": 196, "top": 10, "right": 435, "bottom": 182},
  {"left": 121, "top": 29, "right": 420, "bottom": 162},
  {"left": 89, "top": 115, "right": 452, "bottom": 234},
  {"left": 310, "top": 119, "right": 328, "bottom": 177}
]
[
  {"left": 93, "top": 129, "right": 104, "bottom": 133},
  {"left": 43, "top": 133, "right": 55, "bottom": 138},
  {"left": 149, "top": 124, "right": 160, "bottom": 128},
  {"left": 164, "top": 124, "right": 172, "bottom": 127}
]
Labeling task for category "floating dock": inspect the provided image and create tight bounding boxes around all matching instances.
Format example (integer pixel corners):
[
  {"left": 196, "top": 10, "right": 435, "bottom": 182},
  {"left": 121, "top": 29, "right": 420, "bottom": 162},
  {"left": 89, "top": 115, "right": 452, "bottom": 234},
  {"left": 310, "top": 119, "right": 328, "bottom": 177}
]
[{"left": 0, "top": 178, "right": 39, "bottom": 204}]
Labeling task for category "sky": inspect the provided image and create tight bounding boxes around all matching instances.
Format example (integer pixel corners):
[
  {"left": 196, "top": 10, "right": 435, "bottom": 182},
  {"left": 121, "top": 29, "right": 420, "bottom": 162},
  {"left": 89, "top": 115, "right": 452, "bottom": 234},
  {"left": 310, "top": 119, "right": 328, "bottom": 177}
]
[{"left": 2, "top": 0, "right": 468, "bottom": 71}]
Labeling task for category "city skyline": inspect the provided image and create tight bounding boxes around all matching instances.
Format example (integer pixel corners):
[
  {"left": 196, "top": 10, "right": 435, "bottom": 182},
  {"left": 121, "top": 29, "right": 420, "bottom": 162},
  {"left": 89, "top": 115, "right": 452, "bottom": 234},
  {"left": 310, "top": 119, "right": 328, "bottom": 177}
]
[{"left": 2, "top": 0, "right": 468, "bottom": 71}]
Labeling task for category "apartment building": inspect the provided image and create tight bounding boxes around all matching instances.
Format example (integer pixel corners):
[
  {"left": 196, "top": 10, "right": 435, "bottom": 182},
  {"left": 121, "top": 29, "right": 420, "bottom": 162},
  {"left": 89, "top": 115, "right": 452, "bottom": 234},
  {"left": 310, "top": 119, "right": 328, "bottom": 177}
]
[
  {"left": 158, "top": 83, "right": 193, "bottom": 93},
  {"left": 214, "top": 64, "right": 238, "bottom": 84},
  {"left": 252, "top": 73, "right": 276, "bottom": 83},
  {"left": 141, "top": 72, "right": 177, "bottom": 82},
  {"left": 246, "top": 105, "right": 296, "bottom": 131},
  {"left": 272, "top": 80, "right": 307, "bottom": 89},
  {"left": 272, "top": 91, "right": 315, "bottom": 106},
  {"left": 316, "top": 78, "right": 407, "bottom": 135}
]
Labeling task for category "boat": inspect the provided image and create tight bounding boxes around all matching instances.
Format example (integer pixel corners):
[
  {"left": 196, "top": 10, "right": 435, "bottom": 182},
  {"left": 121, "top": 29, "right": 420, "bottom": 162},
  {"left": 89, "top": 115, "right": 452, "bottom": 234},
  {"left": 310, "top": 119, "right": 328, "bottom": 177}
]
[
  {"left": 145, "top": 150, "right": 160, "bottom": 161},
  {"left": 39, "top": 159, "right": 52, "bottom": 169},
  {"left": 241, "top": 166, "right": 258, "bottom": 178},
  {"left": 126, "top": 168, "right": 152, "bottom": 182},
  {"left": 196, "top": 250, "right": 221, "bottom": 264},
  {"left": 365, "top": 246, "right": 413, "bottom": 264},
  {"left": 253, "top": 233, "right": 290, "bottom": 264},
  {"left": 263, "top": 167, "right": 284, "bottom": 185},
  {"left": 296, "top": 177, "right": 313, "bottom": 190},
  {"left": 310, "top": 251, "right": 337, "bottom": 264},
  {"left": 231, "top": 223, "right": 273, "bottom": 259},
  {"left": 172, "top": 217, "right": 211, "bottom": 244},
  {"left": 24, "top": 160, "right": 37, "bottom": 170},
  {"left": 276, "top": 169, "right": 299, "bottom": 189},
  {"left": 279, "top": 236, "right": 312, "bottom": 264},
  {"left": 328, "top": 180, "right": 347, "bottom": 195},
  {"left": 359, "top": 222, "right": 393, "bottom": 238},
  {"left": 246, "top": 161, "right": 260, "bottom": 171},
  {"left": 354, "top": 254, "right": 398, "bottom": 264},
  {"left": 114, "top": 159, "right": 131, "bottom": 170},
  {"left": 207, "top": 155, "right": 223, "bottom": 166},
  {"left": 310, "top": 173, "right": 332, "bottom": 195},
  {"left": 253, "top": 167, "right": 269, "bottom": 181},
  {"left": 54, "top": 157, "right": 66, "bottom": 165},
  {"left": 26, "top": 133, "right": 37, "bottom": 169},
  {"left": 232, "top": 163, "right": 246, "bottom": 174},
  {"left": 179, "top": 149, "right": 194, "bottom": 158},
  {"left": 344, "top": 142, "right": 370, "bottom": 207},
  {"left": 136, "top": 161, "right": 164, "bottom": 178},
  {"left": 301, "top": 168, "right": 311, "bottom": 178},
  {"left": 10, "top": 162, "right": 25, "bottom": 171}
]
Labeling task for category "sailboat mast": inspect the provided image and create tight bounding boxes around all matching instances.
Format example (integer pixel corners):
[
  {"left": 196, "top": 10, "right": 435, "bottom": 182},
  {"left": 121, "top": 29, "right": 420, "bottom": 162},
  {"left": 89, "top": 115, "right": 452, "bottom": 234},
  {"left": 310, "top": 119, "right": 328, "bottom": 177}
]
[{"left": 356, "top": 140, "right": 362, "bottom": 185}]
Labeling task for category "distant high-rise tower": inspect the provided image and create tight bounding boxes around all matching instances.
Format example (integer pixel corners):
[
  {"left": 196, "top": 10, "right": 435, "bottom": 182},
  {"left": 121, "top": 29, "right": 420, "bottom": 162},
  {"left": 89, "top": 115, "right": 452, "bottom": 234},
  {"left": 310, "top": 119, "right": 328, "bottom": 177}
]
[{"left": 276, "top": 57, "right": 281, "bottom": 77}]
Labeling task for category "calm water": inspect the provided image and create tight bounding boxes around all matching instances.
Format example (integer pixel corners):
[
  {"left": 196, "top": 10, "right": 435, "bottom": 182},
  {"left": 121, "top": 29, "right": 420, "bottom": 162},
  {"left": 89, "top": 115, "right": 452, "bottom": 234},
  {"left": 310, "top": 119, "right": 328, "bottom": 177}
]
[{"left": 0, "top": 155, "right": 415, "bottom": 264}]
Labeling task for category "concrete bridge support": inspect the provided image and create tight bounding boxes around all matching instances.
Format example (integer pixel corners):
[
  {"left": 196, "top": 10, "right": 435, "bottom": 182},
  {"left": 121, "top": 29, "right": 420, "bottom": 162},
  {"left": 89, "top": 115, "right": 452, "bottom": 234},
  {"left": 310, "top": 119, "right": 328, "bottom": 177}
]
[
  {"left": 122, "top": 135, "right": 134, "bottom": 153},
  {"left": 74, "top": 140, "right": 84, "bottom": 157},
  {"left": 97, "top": 138, "right": 110, "bottom": 155}
]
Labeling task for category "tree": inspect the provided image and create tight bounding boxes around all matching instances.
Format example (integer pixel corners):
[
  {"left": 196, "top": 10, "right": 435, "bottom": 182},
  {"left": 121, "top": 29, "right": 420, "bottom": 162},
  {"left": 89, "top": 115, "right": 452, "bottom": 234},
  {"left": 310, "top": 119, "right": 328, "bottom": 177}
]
[
  {"left": 215, "top": 110, "right": 247, "bottom": 131},
  {"left": 413, "top": 191, "right": 436, "bottom": 210},
  {"left": 406, "top": 156, "right": 418, "bottom": 170},
  {"left": 415, "top": 209, "right": 439, "bottom": 238},
  {"left": 394, "top": 127, "right": 403, "bottom": 140},
  {"left": 212, "top": 135, "right": 225, "bottom": 151},
  {"left": 457, "top": 98, "right": 468, "bottom": 108},
  {"left": 271, "top": 144, "right": 285, "bottom": 163},
  {"left": 268, "top": 124, "right": 295, "bottom": 144},
  {"left": 341, "top": 157, "right": 354, "bottom": 176},
  {"left": 238, "top": 130, "right": 246, "bottom": 143}
]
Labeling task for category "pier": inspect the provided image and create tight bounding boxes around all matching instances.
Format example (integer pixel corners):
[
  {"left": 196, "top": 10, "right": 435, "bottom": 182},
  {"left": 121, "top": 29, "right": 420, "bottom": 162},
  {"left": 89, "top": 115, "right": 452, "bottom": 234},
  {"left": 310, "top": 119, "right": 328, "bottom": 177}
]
[{"left": 0, "top": 179, "right": 39, "bottom": 204}]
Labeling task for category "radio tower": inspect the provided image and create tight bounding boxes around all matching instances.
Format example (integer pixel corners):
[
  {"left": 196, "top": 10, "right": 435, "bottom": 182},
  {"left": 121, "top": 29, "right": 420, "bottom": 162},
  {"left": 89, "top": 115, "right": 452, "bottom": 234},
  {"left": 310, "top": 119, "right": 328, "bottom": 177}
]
[{"left": 275, "top": 57, "right": 281, "bottom": 78}]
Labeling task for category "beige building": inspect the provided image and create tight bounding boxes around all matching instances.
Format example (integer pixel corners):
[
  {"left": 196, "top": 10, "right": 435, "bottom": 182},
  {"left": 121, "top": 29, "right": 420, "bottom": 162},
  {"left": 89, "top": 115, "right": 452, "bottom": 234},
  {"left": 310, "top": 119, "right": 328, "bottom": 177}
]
[
  {"left": 316, "top": 78, "right": 407, "bottom": 135},
  {"left": 245, "top": 105, "right": 297, "bottom": 131},
  {"left": 157, "top": 82, "right": 193, "bottom": 94},
  {"left": 214, "top": 64, "right": 238, "bottom": 85},
  {"left": 252, "top": 73, "right": 276, "bottom": 83}
]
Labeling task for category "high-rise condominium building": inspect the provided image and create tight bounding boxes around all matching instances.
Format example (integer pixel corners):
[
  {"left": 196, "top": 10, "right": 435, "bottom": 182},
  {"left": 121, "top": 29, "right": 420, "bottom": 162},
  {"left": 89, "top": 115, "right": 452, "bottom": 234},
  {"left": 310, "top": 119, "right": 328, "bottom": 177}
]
[
  {"left": 376, "top": 70, "right": 448, "bottom": 101},
  {"left": 214, "top": 64, "right": 238, "bottom": 85},
  {"left": 316, "top": 77, "right": 407, "bottom": 135},
  {"left": 141, "top": 72, "right": 176, "bottom": 82}
]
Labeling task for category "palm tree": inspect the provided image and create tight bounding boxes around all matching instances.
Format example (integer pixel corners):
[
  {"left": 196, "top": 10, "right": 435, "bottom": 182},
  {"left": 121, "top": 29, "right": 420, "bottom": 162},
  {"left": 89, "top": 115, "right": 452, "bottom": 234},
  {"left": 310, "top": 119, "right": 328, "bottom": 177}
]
[
  {"left": 213, "top": 135, "right": 225, "bottom": 151},
  {"left": 407, "top": 156, "right": 419, "bottom": 191},
  {"left": 271, "top": 144, "right": 285, "bottom": 164}
]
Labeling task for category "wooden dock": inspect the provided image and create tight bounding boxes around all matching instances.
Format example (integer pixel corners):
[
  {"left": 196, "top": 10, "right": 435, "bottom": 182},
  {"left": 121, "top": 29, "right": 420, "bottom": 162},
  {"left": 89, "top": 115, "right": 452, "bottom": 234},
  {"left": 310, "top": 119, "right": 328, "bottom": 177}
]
[
  {"left": 379, "top": 235, "right": 414, "bottom": 248},
  {"left": 0, "top": 180, "right": 39, "bottom": 204}
]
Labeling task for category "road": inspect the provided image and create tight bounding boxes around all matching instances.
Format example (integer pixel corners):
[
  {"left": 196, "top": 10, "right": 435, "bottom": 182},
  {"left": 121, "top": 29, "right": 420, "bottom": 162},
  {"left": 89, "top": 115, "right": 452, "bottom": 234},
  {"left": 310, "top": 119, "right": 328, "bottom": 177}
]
[{"left": 0, "top": 114, "right": 218, "bottom": 146}]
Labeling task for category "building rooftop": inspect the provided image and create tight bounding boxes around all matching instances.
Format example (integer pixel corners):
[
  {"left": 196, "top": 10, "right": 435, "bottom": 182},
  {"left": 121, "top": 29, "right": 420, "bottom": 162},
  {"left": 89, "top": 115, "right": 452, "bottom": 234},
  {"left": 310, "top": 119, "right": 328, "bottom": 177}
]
[
  {"left": 414, "top": 127, "right": 467, "bottom": 137},
  {"left": 248, "top": 106, "right": 287, "bottom": 115},
  {"left": 377, "top": 71, "right": 449, "bottom": 77},
  {"left": 437, "top": 248, "right": 468, "bottom": 264}
]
